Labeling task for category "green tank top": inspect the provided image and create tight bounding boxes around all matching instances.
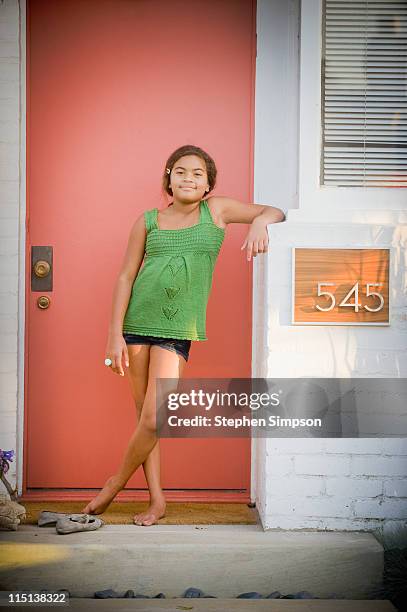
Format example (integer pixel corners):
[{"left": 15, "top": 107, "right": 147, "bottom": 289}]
[{"left": 122, "top": 199, "right": 225, "bottom": 341}]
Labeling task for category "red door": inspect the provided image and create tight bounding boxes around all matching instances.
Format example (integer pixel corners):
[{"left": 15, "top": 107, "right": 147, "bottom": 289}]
[{"left": 25, "top": 0, "right": 256, "bottom": 501}]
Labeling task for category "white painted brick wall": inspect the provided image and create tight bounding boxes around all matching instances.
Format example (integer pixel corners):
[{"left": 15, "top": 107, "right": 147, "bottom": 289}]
[
  {"left": 294, "top": 455, "right": 351, "bottom": 477},
  {"left": 253, "top": 0, "right": 407, "bottom": 528},
  {"left": 0, "top": 0, "right": 20, "bottom": 496},
  {"left": 253, "top": 5, "right": 407, "bottom": 532},
  {"left": 384, "top": 480, "right": 407, "bottom": 498},
  {"left": 252, "top": 221, "right": 407, "bottom": 531},
  {"left": 352, "top": 455, "right": 407, "bottom": 477},
  {"left": 326, "top": 478, "right": 382, "bottom": 498}
]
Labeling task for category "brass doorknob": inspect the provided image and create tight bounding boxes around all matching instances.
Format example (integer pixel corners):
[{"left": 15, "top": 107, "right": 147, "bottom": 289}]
[
  {"left": 34, "top": 260, "right": 51, "bottom": 278},
  {"left": 37, "top": 296, "right": 51, "bottom": 309}
]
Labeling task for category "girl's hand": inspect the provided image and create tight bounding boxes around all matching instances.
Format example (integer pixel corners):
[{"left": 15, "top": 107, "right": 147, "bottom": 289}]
[
  {"left": 105, "top": 333, "right": 129, "bottom": 377},
  {"left": 240, "top": 219, "right": 269, "bottom": 262}
]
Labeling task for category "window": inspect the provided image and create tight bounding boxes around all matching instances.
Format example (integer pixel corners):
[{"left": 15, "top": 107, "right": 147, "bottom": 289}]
[{"left": 321, "top": 0, "right": 407, "bottom": 188}]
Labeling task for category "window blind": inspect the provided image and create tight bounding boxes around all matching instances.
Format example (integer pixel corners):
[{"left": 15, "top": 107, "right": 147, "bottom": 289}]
[{"left": 321, "top": 0, "right": 407, "bottom": 187}]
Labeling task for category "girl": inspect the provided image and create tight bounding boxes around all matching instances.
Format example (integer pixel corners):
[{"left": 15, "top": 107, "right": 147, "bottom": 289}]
[{"left": 81, "top": 144, "right": 286, "bottom": 525}]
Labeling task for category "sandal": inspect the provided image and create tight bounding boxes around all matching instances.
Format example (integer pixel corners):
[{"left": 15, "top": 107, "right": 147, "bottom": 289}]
[
  {"left": 38, "top": 510, "right": 81, "bottom": 527},
  {"left": 56, "top": 514, "right": 104, "bottom": 535}
]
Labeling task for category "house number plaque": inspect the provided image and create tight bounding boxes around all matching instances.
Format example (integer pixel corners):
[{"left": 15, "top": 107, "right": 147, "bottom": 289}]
[{"left": 292, "top": 248, "right": 390, "bottom": 325}]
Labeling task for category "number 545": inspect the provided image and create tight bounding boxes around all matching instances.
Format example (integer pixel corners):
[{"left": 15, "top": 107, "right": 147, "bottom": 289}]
[{"left": 315, "top": 282, "right": 384, "bottom": 313}]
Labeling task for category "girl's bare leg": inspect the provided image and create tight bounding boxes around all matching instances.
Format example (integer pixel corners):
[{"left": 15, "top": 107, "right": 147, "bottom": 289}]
[
  {"left": 127, "top": 345, "right": 180, "bottom": 525},
  {"left": 132, "top": 437, "right": 165, "bottom": 526},
  {"left": 125, "top": 345, "right": 165, "bottom": 525},
  {"left": 81, "top": 345, "right": 186, "bottom": 515}
]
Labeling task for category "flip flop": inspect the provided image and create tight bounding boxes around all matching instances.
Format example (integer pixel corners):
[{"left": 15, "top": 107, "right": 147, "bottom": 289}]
[
  {"left": 56, "top": 514, "right": 104, "bottom": 535},
  {"left": 38, "top": 510, "right": 81, "bottom": 527}
]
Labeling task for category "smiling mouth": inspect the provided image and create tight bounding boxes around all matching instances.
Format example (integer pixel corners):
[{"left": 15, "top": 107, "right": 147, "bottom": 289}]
[{"left": 181, "top": 187, "right": 195, "bottom": 190}]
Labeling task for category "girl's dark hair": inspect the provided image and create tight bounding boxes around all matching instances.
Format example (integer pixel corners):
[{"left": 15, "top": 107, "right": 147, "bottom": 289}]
[{"left": 162, "top": 145, "right": 217, "bottom": 198}]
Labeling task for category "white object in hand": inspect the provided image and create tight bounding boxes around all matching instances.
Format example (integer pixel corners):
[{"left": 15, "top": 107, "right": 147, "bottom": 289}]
[{"left": 104, "top": 358, "right": 112, "bottom": 366}]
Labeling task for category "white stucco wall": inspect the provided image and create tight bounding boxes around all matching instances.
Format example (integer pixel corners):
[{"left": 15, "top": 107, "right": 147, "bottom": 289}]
[
  {"left": 252, "top": 0, "right": 407, "bottom": 531},
  {"left": 0, "top": 0, "right": 24, "bottom": 496}
]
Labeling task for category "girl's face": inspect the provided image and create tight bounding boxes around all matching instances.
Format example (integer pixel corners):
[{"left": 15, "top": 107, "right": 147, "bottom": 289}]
[{"left": 169, "top": 155, "right": 209, "bottom": 204}]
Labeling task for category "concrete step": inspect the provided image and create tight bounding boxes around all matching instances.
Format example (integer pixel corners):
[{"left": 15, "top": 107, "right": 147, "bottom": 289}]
[{"left": 0, "top": 525, "right": 385, "bottom": 600}]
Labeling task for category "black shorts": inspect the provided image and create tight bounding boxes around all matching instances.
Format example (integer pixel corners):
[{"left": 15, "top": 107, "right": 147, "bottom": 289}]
[{"left": 123, "top": 333, "right": 191, "bottom": 362}]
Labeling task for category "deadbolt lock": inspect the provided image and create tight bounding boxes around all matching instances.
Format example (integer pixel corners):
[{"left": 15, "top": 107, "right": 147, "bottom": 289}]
[
  {"left": 34, "top": 260, "right": 51, "bottom": 278},
  {"left": 31, "top": 247, "right": 53, "bottom": 291},
  {"left": 37, "top": 296, "right": 51, "bottom": 309}
]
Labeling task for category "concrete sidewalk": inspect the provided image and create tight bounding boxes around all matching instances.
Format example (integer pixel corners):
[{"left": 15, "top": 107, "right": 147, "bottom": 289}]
[{"left": 4, "top": 599, "right": 397, "bottom": 611}]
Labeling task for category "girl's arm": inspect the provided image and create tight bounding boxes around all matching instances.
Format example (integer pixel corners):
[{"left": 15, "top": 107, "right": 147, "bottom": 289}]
[
  {"left": 207, "top": 196, "right": 286, "bottom": 262},
  {"left": 208, "top": 196, "right": 286, "bottom": 226},
  {"left": 108, "top": 213, "right": 146, "bottom": 336}
]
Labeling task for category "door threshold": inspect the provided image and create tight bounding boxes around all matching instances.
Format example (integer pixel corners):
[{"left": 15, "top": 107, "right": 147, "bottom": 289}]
[{"left": 19, "top": 489, "right": 251, "bottom": 503}]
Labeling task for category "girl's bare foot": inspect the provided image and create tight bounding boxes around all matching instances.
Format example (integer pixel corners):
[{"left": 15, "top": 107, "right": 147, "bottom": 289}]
[
  {"left": 81, "top": 475, "right": 124, "bottom": 515},
  {"left": 133, "top": 496, "right": 166, "bottom": 526}
]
